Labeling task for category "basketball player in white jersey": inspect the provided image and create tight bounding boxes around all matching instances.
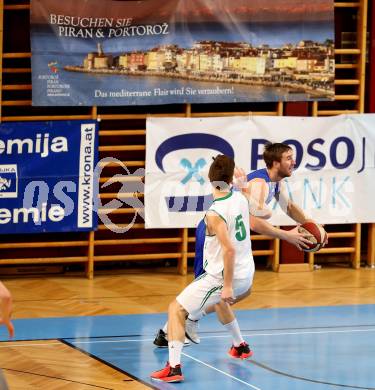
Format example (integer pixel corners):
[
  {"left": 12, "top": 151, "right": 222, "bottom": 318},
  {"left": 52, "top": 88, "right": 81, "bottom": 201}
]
[{"left": 151, "top": 155, "right": 254, "bottom": 383}]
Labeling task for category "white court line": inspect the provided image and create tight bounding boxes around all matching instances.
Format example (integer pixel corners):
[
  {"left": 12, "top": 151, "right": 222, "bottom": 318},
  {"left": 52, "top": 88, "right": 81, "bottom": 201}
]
[
  {"left": 207, "top": 327, "right": 375, "bottom": 340},
  {"left": 182, "top": 351, "right": 261, "bottom": 390},
  {"left": 1, "top": 327, "right": 375, "bottom": 348}
]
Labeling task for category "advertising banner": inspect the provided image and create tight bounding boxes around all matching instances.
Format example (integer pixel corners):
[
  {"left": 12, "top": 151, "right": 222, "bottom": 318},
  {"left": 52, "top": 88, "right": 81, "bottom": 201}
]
[
  {"left": 0, "top": 121, "right": 98, "bottom": 234},
  {"left": 145, "top": 114, "right": 375, "bottom": 228},
  {"left": 31, "top": 0, "right": 334, "bottom": 106}
]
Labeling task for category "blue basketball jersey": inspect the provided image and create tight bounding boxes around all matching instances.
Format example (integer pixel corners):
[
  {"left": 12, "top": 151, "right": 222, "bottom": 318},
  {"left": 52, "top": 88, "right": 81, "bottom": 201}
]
[
  {"left": 193, "top": 168, "right": 280, "bottom": 278},
  {"left": 194, "top": 218, "right": 206, "bottom": 277}
]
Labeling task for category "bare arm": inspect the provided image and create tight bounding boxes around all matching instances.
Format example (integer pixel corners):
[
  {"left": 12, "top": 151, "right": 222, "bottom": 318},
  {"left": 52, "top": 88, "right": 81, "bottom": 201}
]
[
  {"left": 286, "top": 200, "right": 312, "bottom": 224},
  {"left": 0, "top": 281, "right": 14, "bottom": 338},
  {"left": 250, "top": 215, "right": 312, "bottom": 251},
  {"left": 206, "top": 213, "right": 235, "bottom": 304},
  {"left": 233, "top": 168, "right": 272, "bottom": 219},
  {"left": 277, "top": 181, "right": 328, "bottom": 245},
  {"left": 247, "top": 178, "right": 272, "bottom": 219}
]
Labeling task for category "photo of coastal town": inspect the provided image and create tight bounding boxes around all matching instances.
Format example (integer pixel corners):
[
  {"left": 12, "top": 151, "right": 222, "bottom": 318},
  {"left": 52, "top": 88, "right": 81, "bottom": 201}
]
[
  {"left": 66, "top": 39, "right": 334, "bottom": 100},
  {"left": 31, "top": 0, "right": 335, "bottom": 106}
]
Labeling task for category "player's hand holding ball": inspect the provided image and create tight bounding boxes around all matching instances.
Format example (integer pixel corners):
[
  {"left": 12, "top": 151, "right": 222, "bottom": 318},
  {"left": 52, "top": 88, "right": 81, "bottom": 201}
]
[{"left": 298, "top": 221, "right": 328, "bottom": 252}]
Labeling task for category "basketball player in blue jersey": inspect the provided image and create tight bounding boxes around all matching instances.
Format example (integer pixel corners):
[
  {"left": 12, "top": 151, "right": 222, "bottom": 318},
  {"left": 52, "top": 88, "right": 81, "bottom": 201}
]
[{"left": 154, "top": 143, "right": 323, "bottom": 348}]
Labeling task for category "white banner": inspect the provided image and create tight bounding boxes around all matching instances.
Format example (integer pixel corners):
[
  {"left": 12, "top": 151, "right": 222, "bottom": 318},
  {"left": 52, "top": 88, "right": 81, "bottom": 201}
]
[{"left": 145, "top": 114, "right": 375, "bottom": 228}]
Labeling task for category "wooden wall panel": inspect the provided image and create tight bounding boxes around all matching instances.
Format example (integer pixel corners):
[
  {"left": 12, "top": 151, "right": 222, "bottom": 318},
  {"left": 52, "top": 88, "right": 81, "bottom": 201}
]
[{"left": 0, "top": 0, "right": 369, "bottom": 276}]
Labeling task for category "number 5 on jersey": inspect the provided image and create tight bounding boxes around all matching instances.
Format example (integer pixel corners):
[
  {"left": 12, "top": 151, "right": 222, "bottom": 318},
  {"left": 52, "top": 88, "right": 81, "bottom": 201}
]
[{"left": 235, "top": 215, "right": 247, "bottom": 241}]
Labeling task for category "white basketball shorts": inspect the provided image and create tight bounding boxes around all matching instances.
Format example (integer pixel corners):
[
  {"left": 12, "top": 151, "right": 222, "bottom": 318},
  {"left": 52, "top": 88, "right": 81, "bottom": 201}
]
[{"left": 176, "top": 272, "right": 253, "bottom": 317}]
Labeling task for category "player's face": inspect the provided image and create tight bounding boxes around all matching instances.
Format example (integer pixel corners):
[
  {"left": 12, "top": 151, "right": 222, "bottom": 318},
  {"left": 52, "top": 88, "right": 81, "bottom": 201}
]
[{"left": 276, "top": 150, "right": 295, "bottom": 178}]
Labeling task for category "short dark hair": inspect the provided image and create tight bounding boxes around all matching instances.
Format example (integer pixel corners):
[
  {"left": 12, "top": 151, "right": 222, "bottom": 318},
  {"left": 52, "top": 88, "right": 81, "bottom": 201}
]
[
  {"left": 208, "top": 154, "right": 235, "bottom": 189},
  {"left": 263, "top": 143, "right": 292, "bottom": 169}
]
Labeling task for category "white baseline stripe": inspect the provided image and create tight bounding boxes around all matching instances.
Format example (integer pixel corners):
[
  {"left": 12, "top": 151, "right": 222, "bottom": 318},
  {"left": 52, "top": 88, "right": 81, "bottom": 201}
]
[
  {"left": 1, "top": 327, "right": 375, "bottom": 348},
  {"left": 208, "top": 327, "right": 375, "bottom": 340},
  {"left": 182, "top": 351, "right": 261, "bottom": 390}
]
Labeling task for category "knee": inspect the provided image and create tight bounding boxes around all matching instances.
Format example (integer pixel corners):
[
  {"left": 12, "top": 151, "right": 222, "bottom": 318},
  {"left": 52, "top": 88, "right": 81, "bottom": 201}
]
[
  {"left": 168, "top": 300, "right": 177, "bottom": 314},
  {"left": 168, "top": 299, "right": 185, "bottom": 317},
  {"left": 215, "top": 300, "right": 227, "bottom": 311}
]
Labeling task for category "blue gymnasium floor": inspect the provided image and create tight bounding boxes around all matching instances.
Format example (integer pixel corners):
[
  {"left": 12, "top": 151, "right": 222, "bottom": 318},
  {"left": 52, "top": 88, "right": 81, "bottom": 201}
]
[{"left": 1, "top": 305, "right": 375, "bottom": 389}]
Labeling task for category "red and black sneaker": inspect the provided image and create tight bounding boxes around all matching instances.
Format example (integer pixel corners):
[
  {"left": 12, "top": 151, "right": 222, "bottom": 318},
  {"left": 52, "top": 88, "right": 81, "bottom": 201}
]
[
  {"left": 228, "top": 342, "right": 253, "bottom": 359},
  {"left": 150, "top": 362, "right": 184, "bottom": 383}
]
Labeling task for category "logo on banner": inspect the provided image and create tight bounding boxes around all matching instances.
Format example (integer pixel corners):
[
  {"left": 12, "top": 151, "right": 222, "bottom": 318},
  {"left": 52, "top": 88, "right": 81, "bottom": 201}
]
[
  {"left": 0, "top": 132, "right": 68, "bottom": 158},
  {"left": 0, "top": 165, "right": 18, "bottom": 198},
  {"left": 155, "top": 133, "right": 234, "bottom": 212},
  {"left": 48, "top": 61, "right": 59, "bottom": 73},
  {"left": 180, "top": 158, "right": 206, "bottom": 185},
  {"left": 250, "top": 137, "right": 369, "bottom": 173}
]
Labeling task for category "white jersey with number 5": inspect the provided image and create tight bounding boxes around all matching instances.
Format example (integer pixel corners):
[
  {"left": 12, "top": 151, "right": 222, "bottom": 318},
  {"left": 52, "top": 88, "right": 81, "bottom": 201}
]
[{"left": 203, "top": 191, "right": 254, "bottom": 280}]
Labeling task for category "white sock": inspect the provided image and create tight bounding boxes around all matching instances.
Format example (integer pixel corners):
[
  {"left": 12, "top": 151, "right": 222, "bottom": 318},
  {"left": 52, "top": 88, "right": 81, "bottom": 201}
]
[
  {"left": 168, "top": 340, "right": 184, "bottom": 367},
  {"left": 224, "top": 319, "right": 244, "bottom": 347},
  {"left": 188, "top": 309, "right": 206, "bottom": 321},
  {"left": 162, "top": 321, "right": 168, "bottom": 333}
]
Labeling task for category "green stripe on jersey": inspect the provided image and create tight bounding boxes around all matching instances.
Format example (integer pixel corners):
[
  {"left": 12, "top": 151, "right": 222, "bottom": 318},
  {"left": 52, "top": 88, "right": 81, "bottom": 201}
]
[{"left": 213, "top": 192, "right": 233, "bottom": 202}]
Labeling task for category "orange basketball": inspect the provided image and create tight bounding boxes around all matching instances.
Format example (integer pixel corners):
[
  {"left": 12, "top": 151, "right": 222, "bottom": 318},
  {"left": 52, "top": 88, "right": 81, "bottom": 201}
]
[{"left": 298, "top": 222, "right": 327, "bottom": 252}]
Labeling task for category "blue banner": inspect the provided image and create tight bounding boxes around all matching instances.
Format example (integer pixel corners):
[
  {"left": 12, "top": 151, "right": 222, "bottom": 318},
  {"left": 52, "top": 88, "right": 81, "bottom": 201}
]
[{"left": 0, "top": 121, "right": 98, "bottom": 234}]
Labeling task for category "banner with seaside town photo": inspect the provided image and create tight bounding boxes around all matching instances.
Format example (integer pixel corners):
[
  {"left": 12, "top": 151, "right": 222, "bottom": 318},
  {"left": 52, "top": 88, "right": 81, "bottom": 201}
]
[{"left": 30, "top": 0, "right": 335, "bottom": 106}]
